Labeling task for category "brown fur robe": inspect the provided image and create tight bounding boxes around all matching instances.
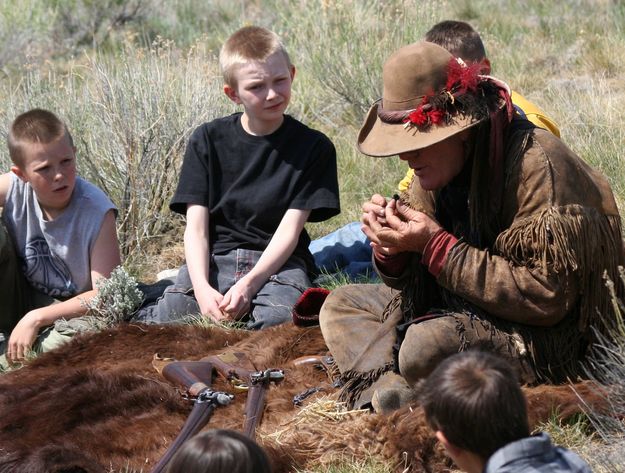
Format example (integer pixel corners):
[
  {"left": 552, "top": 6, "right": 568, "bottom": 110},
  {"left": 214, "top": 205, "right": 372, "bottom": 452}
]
[{"left": 0, "top": 323, "right": 605, "bottom": 473}]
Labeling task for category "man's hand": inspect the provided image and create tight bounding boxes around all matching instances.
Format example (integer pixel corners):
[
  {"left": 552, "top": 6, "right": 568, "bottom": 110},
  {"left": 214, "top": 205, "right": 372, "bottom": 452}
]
[
  {"left": 361, "top": 194, "right": 391, "bottom": 244},
  {"left": 7, "top": 311, "right": 41, "bottom": 363},
  {"left": 361, "top": 194, "right": 388, "bottom": 229},
  {"left": 369, "top": 199, "right": 442, "bottom": 254}
]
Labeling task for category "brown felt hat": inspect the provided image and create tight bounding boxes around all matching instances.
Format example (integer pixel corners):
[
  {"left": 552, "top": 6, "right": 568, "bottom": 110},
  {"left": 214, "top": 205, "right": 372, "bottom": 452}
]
[{"left": 358, "top": 41, "right": 493, "bottom": 157}]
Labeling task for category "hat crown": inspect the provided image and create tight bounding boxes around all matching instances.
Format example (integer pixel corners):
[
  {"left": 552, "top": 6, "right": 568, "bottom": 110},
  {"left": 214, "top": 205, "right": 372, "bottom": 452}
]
[{"left": 382, "top": 42, "right": 452, "bottom": 112}]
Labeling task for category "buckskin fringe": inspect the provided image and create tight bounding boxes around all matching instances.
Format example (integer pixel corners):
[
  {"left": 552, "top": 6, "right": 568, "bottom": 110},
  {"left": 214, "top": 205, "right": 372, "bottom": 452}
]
[
  {"left": 338, "top": 361, "right": 395, "bottom": 408},
  {"left": 494, "top": 205, "right": 624, "bottom": 335},
  {"left": 381, "top": 291, "right": 403, "bottom": 322},
  {"left": 520, "top": 313, "right": 582, "bottom": 382}
]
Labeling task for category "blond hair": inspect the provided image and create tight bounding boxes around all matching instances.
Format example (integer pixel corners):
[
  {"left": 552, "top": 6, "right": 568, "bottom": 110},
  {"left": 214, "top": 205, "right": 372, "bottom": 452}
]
[
  {"left": 7, "top": 108, "right": 73, "bottom": 168},
  {"left": 219, "top": 26, "right": 291, "bottom": 87}
]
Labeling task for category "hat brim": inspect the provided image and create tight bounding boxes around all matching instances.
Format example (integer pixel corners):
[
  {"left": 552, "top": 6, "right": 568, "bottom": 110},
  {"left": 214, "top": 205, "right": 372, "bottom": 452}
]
[{"left": 357, "top": 101, "right": 485, "bottom": 157}]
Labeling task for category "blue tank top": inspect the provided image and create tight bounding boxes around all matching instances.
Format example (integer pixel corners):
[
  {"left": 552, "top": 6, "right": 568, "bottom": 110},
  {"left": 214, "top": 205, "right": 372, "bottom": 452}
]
[{"left": 2, "top": 173, "right": 116, "bottom": 299}]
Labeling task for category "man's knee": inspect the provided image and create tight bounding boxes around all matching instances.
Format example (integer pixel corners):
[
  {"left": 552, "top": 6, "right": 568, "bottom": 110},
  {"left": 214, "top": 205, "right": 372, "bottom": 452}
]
[
  {"left": 398, "top": 315, "right": 535, "bottom": 386},
  {"left": 318, "top": 284, "right": 370, "bottom": 331},
  {"left": 319, "top": 285, "right": 348, "bottom": 325},
  {"left": 398, "top": 317, "right": 461, "bottom": 386}
]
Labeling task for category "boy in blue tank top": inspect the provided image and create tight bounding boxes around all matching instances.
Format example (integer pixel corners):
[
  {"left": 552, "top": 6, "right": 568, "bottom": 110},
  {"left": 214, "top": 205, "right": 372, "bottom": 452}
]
[{"left": 0, "top": 108, "right": 120, "bottom": 367}]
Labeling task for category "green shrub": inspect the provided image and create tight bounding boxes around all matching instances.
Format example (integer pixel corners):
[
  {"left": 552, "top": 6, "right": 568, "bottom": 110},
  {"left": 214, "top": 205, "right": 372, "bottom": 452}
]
[{"left": 83, "top": 265, "right": 143, "bottom": 324}]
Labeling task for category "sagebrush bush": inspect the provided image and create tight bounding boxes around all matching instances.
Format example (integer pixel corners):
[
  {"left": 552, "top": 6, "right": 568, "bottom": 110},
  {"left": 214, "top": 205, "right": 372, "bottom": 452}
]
[
  {"left": 0, "top": 37, "right": 232, "bottom": 267},
  {"left": 75, "top": 38, "right": 229, "bottom": 262},
  {"left": 83, "top": 265, "right": 143, "bottom": 325}
]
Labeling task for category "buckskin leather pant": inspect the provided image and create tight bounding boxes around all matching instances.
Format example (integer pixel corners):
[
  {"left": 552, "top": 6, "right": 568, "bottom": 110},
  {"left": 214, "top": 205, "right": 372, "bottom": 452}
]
[{"left": 320, "top": 283, "right": 537, "bottom": 407}]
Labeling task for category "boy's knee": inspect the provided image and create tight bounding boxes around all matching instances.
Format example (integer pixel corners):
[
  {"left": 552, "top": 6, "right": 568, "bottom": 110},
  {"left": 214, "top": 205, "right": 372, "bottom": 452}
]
[
  {"left": 132, "top": 284, "right": 199, "bottom": 325},
  {"left": 247, "top": 306, "right": 291, "bottom": 330},
  {"left": 38, "top": 326, "right": 74, "bottom": 353},
  {"left": 248, "top": 266, "right": 310, "bottom": 330}
]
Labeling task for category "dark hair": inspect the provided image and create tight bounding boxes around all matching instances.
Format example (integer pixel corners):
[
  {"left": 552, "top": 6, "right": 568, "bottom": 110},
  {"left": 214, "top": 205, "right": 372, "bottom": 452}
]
[
  {"left": 166, "top": 429, "right": 272, "bottom": 473},
  {"left": 425, "top": 20, "right": 487, "bottom": 63},
  {"left": 7, "top": 108, "right": 73, "bottom": 168},
  {"left": 420, "top": 350, "right": 530, "bottom": 461}
]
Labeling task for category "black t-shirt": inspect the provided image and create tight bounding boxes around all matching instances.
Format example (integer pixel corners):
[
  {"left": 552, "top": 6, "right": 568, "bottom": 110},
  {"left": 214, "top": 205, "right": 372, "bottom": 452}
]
[{"left": 170, "top": 113, "right": 340, "bottom": 267}]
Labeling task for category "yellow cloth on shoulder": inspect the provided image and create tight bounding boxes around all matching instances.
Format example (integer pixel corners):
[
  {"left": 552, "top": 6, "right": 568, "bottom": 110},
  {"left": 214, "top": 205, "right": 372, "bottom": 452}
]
[
  {"left": 396, "top": 91, "right": 561, "bottom": 192},
  {"left": 510, "top": 91, "right": 560, "bottom": 138}
]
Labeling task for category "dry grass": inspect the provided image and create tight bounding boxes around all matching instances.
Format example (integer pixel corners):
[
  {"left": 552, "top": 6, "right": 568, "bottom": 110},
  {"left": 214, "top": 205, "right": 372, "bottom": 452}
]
[{"left": 262, "top": 396, "right": 369, "bottom": 445}]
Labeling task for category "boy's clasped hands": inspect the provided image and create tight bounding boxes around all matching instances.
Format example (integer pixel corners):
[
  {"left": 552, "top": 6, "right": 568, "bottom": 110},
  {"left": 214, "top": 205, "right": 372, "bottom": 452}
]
[{"left": 195, "top": 281, "right": 254, "bottom": 323}]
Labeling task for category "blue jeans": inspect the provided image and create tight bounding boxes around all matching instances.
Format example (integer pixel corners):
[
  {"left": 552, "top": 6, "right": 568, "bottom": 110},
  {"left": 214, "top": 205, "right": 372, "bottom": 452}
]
[
  {"left": 309, "top": 221, "right": 377, "bottom": 282},
  {"left": 132, "top": 249, "right": 311, "bottom": 330}
]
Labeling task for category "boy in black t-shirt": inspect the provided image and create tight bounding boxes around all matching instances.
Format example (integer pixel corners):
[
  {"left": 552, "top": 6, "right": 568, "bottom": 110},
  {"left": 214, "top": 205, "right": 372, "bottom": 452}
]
[{"left": 135, "top": 26, "right": 340, "bottom": 329}]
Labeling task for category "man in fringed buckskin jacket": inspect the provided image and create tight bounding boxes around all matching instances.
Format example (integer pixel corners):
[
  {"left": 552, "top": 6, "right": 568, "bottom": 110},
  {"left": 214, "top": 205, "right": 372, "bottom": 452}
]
[{"left": 319, "top": 41, "right": 624, "bottom": 413}]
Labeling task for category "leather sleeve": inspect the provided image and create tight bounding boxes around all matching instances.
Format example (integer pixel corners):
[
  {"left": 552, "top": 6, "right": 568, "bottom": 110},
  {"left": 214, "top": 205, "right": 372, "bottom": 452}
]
[
  {"left": 437, "top": 241, "right": 578, "bottom": 326},
  {"left": 374, "top": 253, "right": 418, "bottom": 290},
  {"left": 436, "top": 130, "right": 585, "bottom": 327}
]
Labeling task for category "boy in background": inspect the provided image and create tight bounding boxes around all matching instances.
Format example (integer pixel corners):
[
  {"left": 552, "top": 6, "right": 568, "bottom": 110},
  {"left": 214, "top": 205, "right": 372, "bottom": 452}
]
[
  {"left": 395, "top": 20, "right": 560, "bottom": 192},
  {"left": 420, "top": 350, "right": 592, "bottom": 473},
  {"left": 310, "top": 20, "right": 560, "bottom": 281},
  {"left": 136, "top": 26, "right": 339, "bottom": 328},
  {"left": 0, "top": 108, "right": 120, "bottom": 367}
]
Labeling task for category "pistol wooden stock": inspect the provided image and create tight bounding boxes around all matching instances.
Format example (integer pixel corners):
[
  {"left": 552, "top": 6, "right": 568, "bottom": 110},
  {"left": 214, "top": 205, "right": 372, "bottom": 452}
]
[
  {"left": 201, "top": 352, "right": 255, "bottom": 384},
  {"left": 162, "top": 360, "right": 215, "bottom": 397},
  {"left": 243, "top": 383, "right": 267, "bottom": 439},
  {"left": 151, "top": 359, "right": 233, "bottom": 473}
]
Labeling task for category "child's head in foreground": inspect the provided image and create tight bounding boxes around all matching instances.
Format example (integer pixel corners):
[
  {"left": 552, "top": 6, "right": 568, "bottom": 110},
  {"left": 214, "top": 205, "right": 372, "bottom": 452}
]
[
  {"left": 420, "top": 350, "right": 529, "bottom": 466},
  {"left": 166, "top": 429, "right": 272, "bottom": 473},
  {"left": 7, "top": 108, "right": 77, "bottom": 215}
]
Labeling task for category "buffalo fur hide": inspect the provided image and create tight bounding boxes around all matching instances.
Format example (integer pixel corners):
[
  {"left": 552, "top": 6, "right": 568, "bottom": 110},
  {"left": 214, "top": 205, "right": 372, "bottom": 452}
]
[{"left": 0, "top": 323, "right": 606, "bottom": 473}]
